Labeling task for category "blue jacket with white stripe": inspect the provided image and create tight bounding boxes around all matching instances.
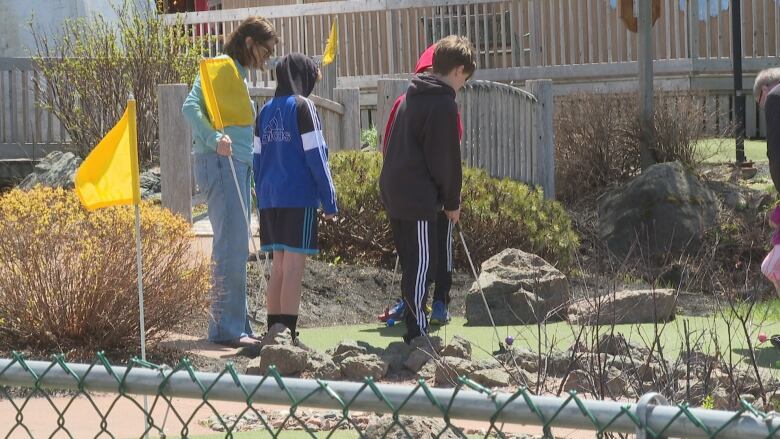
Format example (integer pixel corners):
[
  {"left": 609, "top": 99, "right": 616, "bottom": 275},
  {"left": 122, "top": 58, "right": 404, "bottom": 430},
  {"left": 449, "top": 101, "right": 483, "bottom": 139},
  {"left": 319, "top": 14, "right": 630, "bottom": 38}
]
[{"left": 252, "top": 54, "right": 337, "bottom": 215}]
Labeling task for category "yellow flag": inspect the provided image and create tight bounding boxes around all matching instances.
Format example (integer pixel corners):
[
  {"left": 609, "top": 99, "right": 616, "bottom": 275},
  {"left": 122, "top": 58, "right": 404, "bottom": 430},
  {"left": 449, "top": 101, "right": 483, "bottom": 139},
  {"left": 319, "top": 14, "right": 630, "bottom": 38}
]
[
  {"left": 199, "top": 57, "right": 254, "bottom": 130},
  {"left": 323, "top": 20, "right": 338, "bottom": 66},
  {"left": 75, "top": 100, "right": 141, "bottom": 210}
]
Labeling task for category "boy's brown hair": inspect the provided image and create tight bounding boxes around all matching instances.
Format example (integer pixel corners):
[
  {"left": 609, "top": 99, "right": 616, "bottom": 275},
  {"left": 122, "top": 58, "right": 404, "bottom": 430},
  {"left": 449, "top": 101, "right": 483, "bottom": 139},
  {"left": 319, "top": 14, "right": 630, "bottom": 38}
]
[
  {"left": 223, "top": 16, "right": 278, "bottom": 69},
  {"left": 432, "top": 35, "right": 477, "bottom": 77}
]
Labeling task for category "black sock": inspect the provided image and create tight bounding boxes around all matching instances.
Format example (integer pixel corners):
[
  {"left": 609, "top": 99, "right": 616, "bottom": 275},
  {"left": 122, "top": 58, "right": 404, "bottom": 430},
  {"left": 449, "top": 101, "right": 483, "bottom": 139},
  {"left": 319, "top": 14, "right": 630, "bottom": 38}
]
[
  {"left": 279, "top": 314, "right": 299, "bottom": 337},
  {"left": 267, "top": 314, "right": 281, "bottom": 330}
]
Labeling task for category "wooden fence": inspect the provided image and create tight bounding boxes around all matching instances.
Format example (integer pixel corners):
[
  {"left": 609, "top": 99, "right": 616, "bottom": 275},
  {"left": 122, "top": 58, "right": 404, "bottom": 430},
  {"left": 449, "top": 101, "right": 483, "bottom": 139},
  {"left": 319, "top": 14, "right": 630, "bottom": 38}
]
[
  {"left": 378, "top": 78, "right": 555, "bottom": 199},
  {"left": 158, "top": 83, "right": 360, "bottom": 222},
  {"left": 0, "top": 58, "right": 67, "bottom": 159},
  {"left": 163, "top": 0, "right": 780, "bottom": 80}
]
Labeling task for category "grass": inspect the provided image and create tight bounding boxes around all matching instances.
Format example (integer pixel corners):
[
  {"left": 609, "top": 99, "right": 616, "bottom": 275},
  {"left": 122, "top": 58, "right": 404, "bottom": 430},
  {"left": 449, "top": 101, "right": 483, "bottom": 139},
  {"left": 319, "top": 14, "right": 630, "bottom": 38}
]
[
  {"left": 295, "top": 300, "right": 780, "bottom": 373},
  {"left": 697, "top": 138, "right": 767, "bottom": 163}
]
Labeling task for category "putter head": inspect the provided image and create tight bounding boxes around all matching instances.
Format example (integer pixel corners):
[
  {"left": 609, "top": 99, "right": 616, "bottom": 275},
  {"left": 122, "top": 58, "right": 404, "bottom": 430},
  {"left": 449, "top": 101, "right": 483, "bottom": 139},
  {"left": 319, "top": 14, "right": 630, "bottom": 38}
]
[{"left": 492, "top": 343, "right": 508, "bottom": 356}]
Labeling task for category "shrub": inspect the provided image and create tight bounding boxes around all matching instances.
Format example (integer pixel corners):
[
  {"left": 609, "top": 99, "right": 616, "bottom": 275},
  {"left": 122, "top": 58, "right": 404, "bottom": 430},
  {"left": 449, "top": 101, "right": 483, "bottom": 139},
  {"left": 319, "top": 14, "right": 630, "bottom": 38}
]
[
  {"left": 319, "top": 151, "right": 578, "bottom": 269},
  {"left": 0, "top": 187, "right": 209, "bottom": 355},
  {"left": 30, "top": 0, "right": 202, "bottom": 165},
  {"left": 555, "top": 92, "right": 727, "bottom": 203},
  {"left": 361, "top": 127, "right": 378, "bottom": 150}
]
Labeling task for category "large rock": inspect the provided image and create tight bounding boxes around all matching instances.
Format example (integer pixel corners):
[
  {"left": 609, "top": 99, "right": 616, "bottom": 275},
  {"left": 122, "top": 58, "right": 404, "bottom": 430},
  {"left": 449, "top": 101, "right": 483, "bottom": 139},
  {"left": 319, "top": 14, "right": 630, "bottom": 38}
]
[
  {"left": 19, "top": 151, "right": 81, "bottom": 189},
  {"left": 331, "top": 340, "right": 367, "bottom": 364},
  {"left": 339, "top": 354, "right": 388, "bottom": 381},
  {"left": 567, "top": 289, "right": 677, "bottom": 325},
  {"left": 381, "top": 342, "right": 412, "bottom": 374},
  {"left": 434, "top": 356, "right": 477, "bottom": 386},
  {"left": 465, "top": 249, "right": 570, "bottom": 325},
  {"left": 364, "top": 416, "right": 461, "bottom": 439},
  {"left": 246, "top": 344, "right": 308, "bottom": 376},
  {"left": 440, "top": 335, "right": 472, "bottom": 360},
  {"left": 404, "top": 336, "right": 442, "bottom": 372},
  {"left": 140, "top": 167, "right": 161, "bottom": 199},
  {"left": 598, "top": 161, "right": 720, "bottom": 257},
  {"left": 468, "top": 369, "right": 512, "bottom": 388},
  {"left": 305, "top": 351, "right": 342, "bottom": 380}
]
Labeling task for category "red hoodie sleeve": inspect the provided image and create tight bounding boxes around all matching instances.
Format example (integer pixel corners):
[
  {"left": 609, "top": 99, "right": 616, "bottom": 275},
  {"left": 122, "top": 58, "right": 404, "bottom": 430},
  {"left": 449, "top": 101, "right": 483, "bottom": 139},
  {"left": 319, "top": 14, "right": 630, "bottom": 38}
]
[{"left": 382, "top": 95, "right": 405, "bottom": 156}]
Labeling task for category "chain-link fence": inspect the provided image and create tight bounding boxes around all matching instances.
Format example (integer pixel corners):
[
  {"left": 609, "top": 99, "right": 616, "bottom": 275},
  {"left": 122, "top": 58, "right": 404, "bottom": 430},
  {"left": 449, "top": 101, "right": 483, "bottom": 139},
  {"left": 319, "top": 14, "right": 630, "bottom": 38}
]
[{"left": 0, "top": 352, "right": 778, "bottom": 438}]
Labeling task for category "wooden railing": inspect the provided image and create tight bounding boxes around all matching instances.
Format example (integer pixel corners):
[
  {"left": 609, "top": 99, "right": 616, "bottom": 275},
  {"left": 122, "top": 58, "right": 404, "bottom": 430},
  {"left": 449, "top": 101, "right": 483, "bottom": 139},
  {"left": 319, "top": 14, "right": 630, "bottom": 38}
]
[
  {"left": 0, "top": 58, "right": 68, "bottom": 159},
  {"left": 378, "top": 78, "right": 555, "bottom": 198},
  {"left": 162, "top": 0, "right": 780, "bottom": 82}
]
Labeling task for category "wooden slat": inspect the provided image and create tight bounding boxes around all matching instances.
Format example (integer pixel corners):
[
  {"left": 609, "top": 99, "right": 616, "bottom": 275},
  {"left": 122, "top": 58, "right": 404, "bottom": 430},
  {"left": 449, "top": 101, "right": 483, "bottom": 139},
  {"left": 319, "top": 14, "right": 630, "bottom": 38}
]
[
  {"left": 500, "top": 2, "right": 508, "bottom": 68},
  {"left": 557, "top": 0, "right": 565, "bottom": 64},
  {"left": 586, "top": 0, "right": 593, "bottom": 63},
  {"left": 482, "top": 3, "right": 490, "bottom": 69},
  {"left": 570, "top": 0, "right": 578, "bottom": 64},
  {"left": 606, "top": 0, "right": 613, "bottom": 63}
]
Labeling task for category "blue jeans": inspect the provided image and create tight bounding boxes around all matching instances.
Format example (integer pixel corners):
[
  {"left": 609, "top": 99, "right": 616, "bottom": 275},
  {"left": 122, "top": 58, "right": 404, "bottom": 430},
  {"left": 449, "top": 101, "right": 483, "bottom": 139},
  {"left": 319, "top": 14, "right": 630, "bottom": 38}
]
[{"left": 194, "top": 152, "right": 254, "bottom": 342}]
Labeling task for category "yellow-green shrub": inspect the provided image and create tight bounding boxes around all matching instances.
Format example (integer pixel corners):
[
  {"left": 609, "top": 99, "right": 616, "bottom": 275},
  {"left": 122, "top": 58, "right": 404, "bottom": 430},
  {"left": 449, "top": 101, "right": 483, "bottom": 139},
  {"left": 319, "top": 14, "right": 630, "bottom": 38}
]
[
  {"left": 0, "top": 187, "right": 209, "bottom": 354},
  {"left": 319, "top": 151, "right": 578, "bottom": 269}
]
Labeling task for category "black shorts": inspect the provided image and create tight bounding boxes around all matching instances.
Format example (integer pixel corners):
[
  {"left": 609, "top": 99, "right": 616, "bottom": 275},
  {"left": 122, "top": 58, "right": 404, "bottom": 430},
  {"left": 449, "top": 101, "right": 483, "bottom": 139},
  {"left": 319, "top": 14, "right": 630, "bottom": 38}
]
[{"left": 258, "top": 207, "right": 319, "bottom": 254}]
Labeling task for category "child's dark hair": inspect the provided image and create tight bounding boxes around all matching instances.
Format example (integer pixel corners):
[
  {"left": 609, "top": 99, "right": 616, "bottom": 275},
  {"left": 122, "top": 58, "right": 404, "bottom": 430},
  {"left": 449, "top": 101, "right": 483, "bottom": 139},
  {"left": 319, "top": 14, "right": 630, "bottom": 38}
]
[
  {"left": 432, "top": 35, "right": 477, "bottom": 77},
  {"left": 223, "top": 16, "right": 278, "bottom": 69}
]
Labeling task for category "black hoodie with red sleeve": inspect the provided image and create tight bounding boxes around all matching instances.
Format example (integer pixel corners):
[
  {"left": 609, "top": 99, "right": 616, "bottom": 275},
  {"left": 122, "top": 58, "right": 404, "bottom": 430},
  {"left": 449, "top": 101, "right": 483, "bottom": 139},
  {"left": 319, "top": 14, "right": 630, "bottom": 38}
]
[{"left": 379, "top": 74, "right": 462, "bottom": 222}]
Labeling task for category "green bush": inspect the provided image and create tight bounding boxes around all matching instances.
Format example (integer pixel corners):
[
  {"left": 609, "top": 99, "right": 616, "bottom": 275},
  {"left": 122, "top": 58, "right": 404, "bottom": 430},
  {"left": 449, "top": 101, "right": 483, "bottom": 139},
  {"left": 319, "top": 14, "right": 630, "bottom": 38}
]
[
  {"left": 361, "top": 127, "right": 378, "bottom": 150},
  {"left": 319, "top": 151, "right": 578, "bottom": 269}
]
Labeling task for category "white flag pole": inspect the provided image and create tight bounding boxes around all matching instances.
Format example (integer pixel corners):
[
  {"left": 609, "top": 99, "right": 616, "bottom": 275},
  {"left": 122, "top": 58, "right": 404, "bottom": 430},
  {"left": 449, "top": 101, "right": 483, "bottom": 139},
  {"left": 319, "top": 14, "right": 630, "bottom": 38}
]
[
  {"left": 135, "top": 202, "right": 147, "bottom": 361},
  {"left": 128, "top": 95, "right": 149, "bottom": 437}
]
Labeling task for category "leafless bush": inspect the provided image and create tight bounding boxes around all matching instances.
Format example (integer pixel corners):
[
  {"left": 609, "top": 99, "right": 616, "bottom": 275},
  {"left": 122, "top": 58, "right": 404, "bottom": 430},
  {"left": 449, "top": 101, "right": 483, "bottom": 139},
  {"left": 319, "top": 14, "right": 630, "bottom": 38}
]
[
  {"left": 30, "top": 0, "right": 202, "bottom": 165},
  {"left": 555, "top": 92, "right": 732, "bottom": 203}
]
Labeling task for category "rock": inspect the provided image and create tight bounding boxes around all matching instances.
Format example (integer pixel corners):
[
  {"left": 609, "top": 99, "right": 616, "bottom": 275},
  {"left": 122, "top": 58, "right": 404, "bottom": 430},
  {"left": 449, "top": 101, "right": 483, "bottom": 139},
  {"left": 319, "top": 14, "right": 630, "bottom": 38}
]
[
  {"left": 332, "top": 340, "right": 367, "bottom": 364},
  {"left": 712, "top": 387, "right": 732, "bottom": 410},
  {"left": 767, "top": 392, "right": 780, "bottom": 412},
  {"left": 707, "top": 181, "right": 748, "bottom": 212},
  {"left": 139, "top": 167, "right": 161, "bottom": 199},
  {"left": 604, "top": 368, "right": 633, "bottom": 397},
  {"left": 468, "top": 369, "right": 512, "bottom": 388},
  {"left": 434, "top": 356, "right": 477, "bottom": 386},
  {"left": 562, "top": 369, "right": 591, "bottom": 393},
  {"left": 596, "top": 333, "right": 631, "bottom": 356},
  {"left": 465, "top": 249, "right": 570, "bottom": 325},
  {"left": 404, "top": 336, "right": 443, "bottom": 372},
  {"left": 598, "top": 161, "right": 720, "bottom": 258},
  {"left": 246, "top": 344, "right": 308, "bottom": 376},
  {"left": 19, "top": 151, "right": 82, "bottom": 189},
  {"left": 417, "top": 361, "right": 437, "bottom": 382},
  {"left": 567, "top": 289, "right": 677, "bottom": 325},
  {"left": 473, "top": 357, "right": 502, "bottom": 370},
  {"left": 544, "top": 350, "right": 581, "bottom": 377},
  {"left": 441, "top": 335, "right": 472, "bottom": 360},
  {"left": 381, "top": 342, "right": 412, "bottom": 374},
  {"left": 364, "top": 415, "right": 461, "bottom": 438},
  {"left": 305, "top": 351, "right": 341, "bottom": 380},
  {"left": 339, "top": 354, "right": 388, "bottom": 381}
]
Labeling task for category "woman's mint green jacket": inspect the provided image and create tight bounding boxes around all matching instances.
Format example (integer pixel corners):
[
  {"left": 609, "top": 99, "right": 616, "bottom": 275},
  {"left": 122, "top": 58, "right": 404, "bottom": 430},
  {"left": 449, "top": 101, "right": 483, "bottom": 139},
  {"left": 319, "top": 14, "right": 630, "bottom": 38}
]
[{"left": 181, "top": 55, "right": 255, "bottom": 165}]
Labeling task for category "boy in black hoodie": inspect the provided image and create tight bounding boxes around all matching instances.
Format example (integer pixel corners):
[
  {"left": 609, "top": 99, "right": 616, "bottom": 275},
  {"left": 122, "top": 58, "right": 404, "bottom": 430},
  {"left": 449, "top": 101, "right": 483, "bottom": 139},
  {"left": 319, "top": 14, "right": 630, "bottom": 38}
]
[{"left": 379, "top": 36, "right": 477, "bottom": 343}]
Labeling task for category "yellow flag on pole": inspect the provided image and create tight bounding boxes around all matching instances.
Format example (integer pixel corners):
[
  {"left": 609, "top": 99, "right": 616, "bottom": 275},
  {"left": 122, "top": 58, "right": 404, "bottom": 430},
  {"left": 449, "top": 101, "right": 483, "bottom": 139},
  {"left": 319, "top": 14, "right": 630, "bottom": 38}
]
[
  {"left": 199, "top": 57, "right": 254, "bottom": 130},
  {"left": 323, "top": 20, "right": 338, "bottom": 66},
  {"left": 75, "top": 100, "right": 141, "bottom": 210}
]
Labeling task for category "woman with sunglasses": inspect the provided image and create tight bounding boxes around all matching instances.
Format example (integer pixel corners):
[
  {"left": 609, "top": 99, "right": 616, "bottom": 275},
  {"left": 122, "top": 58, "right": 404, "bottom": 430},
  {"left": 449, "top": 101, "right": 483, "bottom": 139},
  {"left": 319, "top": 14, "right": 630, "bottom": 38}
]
[{"left": 182, "top": 17, "right": 278, "bottom": 348}]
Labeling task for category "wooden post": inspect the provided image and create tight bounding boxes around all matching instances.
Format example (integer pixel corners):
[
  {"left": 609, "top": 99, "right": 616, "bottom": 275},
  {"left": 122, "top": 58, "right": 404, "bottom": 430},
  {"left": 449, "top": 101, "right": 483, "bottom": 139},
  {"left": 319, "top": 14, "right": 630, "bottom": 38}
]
[
  {"left": 334, "top": 88, "right": 361, "bottom": 150},
  {"left": 158, "top": 84, "right": 193, "bottom": 223},
  {"left": 526, "top": 79, "right": 555, "bottom": 200},
  {"left": 376, "top": 78, "right": 409, "bottom": 151},
  {"left": 638, "top": 0, "right": 656, "bottom": 171}
]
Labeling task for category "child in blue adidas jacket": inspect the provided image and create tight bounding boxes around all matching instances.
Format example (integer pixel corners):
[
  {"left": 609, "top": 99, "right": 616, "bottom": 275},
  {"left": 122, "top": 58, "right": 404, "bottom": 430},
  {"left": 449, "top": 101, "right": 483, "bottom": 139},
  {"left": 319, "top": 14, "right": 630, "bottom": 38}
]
[{"left": 253, "top": 53, "right": 338, "bottom": 346}]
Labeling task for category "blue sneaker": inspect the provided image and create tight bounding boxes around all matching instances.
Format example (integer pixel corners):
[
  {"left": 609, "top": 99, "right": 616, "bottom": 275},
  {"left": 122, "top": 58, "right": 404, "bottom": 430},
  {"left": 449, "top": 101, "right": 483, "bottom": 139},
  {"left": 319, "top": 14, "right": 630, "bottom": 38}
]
[
  {"left": 430, "top": 301, "right": 450, "bottom": 326},
  {"left": 378, "top": 300, "right": 406, "bottom": 323}
]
